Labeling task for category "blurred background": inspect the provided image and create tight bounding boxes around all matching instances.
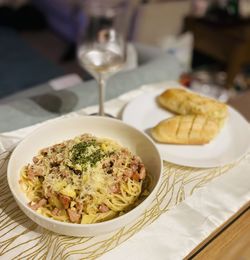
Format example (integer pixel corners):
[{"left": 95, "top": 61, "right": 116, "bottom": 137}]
[{"left": 0, "top": 0, "right": 250, "bottom": 114}]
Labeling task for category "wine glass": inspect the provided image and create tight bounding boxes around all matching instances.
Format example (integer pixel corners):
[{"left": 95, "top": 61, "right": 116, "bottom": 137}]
[{"left": 78, "top": 0, "right": 128, "bottom": 116}]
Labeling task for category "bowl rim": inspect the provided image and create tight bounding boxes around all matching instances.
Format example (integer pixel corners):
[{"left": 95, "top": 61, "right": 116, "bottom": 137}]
[{"left": 7, "top": 116, "right": 163, "bottom": 228}]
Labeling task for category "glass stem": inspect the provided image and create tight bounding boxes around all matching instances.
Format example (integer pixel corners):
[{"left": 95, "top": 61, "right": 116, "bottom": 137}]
[{"left": 98, "top": 75, "right": 106, "bottom": 116}]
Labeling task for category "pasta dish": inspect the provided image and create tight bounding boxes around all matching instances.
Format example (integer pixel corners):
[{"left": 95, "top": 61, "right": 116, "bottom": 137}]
[{"left": 19, "top": 134, "right": 147, "bottom": 224}]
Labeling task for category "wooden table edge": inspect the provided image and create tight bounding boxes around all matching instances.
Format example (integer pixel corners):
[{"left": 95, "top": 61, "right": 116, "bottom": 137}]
[{"left": 184, "top": 201, "right": 250, "bottom": 259}]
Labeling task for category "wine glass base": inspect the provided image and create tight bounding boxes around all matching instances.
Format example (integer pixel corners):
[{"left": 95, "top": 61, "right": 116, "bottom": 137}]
[{"left": 89, "top": 112, "right": 115, "bottom": 118}]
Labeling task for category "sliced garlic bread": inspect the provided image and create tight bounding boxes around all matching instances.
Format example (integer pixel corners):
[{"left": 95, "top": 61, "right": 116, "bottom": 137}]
[
  {"left": 151, "top": 115, "right": 223, "bottom": 145},
  {"left": 157, "top": 88, "right": 228, "bottom": 120}
]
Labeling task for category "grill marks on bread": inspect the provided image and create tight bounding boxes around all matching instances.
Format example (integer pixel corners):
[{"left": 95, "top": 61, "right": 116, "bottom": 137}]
[{"left": 151, "top": 115, "right": 221, "bottom": 145}]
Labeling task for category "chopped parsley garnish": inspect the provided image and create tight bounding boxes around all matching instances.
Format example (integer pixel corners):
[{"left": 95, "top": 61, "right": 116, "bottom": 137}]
[{"left": 70, "top": 140, "right": 106, "bottom": 168}]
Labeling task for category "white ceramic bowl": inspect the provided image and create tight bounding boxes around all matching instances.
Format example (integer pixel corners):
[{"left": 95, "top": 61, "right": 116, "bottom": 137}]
[{"left": 7, "top": 116, "right": 162, "bottom": 237}]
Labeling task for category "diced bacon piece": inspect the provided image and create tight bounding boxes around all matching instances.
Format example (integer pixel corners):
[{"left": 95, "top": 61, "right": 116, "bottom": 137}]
[
  {"left": 131, "top": 172, "right": 140, "bottom": 182},
  {"left": 67, "top": 208, "right": 81, "bottom": 223},
  {"left": 58, "top": 194, "right": 71, "bottom": 209},
  {"left": 29, "top": 198, "right": 47, "bottom": 210},
  {"left": 32, "top": 156, "right": 40, "bottom": 164},
  {"left": 44, "top": 187, "right": 52, "bottom": 198},
  {"left": 124, "top": 169, "right": 133, "bottom": 178},
  {"left": 139, "top": 165, "right": 146, "bottom": 180},
  {"left": 27, "top": 166, "right": 44, "bottom": 180},
  {"left": 99, "top": 204, "right": 109, "bottom": 213},
  {"left": 110, "top": 183, "right": 120, "bottom": 194},
  {"left": 27, "top": 169, "right": 35, "bottom": 180},
  {"left": 76, "top": 202, "right": 83, "bottom": 213},
  {"left": 52, "top": 208, "right": 60, "bottom": 216},
  {"left": 130, "top": 162, "right": 138, "bottom": 172}
]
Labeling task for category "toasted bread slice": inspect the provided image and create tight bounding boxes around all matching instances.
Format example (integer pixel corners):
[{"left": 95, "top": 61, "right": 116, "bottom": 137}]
[{"left": 151, "top": 115, "right": 223, "bottom": 145}]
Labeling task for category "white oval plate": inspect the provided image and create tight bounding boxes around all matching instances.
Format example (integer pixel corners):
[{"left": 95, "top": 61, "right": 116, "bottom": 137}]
[{"left": 122, "top": 90, "right": 250, "bottom": 168}]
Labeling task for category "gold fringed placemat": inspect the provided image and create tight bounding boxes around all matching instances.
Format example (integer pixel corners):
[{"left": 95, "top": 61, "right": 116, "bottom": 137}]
[{"left": 0, "top": 149, "right": 241, "bottom": 260}]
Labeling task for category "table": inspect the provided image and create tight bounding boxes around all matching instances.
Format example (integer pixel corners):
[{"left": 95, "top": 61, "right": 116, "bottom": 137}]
[
  {"left": 0, "top": 54, "right": 249, "bottom": 259},
  {"left": 185, "top": 17, "right": 250, "bottom": 89}
]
